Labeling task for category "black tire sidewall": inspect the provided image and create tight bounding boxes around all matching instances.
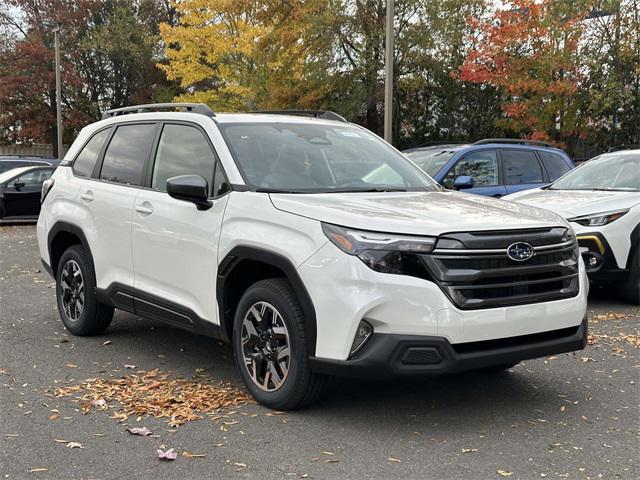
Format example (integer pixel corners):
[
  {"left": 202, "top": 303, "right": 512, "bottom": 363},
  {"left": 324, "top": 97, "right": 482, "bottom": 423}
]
[
  {"left": 233, "top": 281, "right": 309, "bottom": 409},
  {"left": 56, "top": 246, "right": 98, "bottom": 335}
]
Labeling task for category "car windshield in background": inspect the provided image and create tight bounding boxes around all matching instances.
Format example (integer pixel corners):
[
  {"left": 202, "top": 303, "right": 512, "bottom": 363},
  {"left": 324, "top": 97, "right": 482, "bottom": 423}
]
[
  {"left": 219, "top": 123, "right": 438, "bottom": 193},
  {"left": 405, "top": 149, "right": 457, "bottom": 176},
  {"left": 550, "top": 153, "right": 640, "bottom": 192}
]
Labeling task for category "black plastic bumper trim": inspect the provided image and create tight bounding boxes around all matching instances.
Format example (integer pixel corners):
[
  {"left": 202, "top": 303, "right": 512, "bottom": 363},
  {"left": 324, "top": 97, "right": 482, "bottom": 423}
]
[{"left": 310, "top": 317, "right": 587, "bottom": 379}]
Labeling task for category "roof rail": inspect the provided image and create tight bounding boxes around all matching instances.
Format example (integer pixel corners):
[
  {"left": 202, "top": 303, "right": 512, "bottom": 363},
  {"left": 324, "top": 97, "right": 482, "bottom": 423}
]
[
  {"left": 472, "top": 138, "right": 554, "bottom": 148},
  {"left": 252, "top": 110, "right": 348, "bottom": 123},
  {"left": 102, "top": 103, "right": 215, "bottom": 120},
  {"left": 410, "top": 141, "right": 467, "bottom": 149},
  {"left": 607, "top": 144, "right": 640, "bottom": 153}
]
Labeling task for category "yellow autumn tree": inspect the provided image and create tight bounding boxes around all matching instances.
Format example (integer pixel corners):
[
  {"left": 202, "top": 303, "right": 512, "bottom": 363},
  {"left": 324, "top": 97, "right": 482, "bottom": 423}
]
[{"left": 159, "top": 0, "right": 333, "bottom": 111}]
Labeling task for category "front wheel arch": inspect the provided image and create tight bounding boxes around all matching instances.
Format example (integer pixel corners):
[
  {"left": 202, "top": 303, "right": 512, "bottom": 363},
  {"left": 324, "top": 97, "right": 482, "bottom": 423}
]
[{"left": 217, "top": 246, "right": 317, "bottom": 355}]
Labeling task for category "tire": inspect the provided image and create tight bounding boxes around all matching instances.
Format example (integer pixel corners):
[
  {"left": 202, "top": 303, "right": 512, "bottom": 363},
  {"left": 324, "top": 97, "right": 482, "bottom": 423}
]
[
  {"left": 55, "top": 245, "right": 114, "bottom": 336},
  {"left": 233, "top": 278, "right": 326, "bottom": 410},
  {"left": 621, "top": 247, "right": 640, "bottom": 305}
]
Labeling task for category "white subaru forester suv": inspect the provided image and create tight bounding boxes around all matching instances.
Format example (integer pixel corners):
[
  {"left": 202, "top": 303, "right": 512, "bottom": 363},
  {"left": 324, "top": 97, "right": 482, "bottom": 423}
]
[{"left": 37, "top": 104, "right": 589, "bottom": 409}]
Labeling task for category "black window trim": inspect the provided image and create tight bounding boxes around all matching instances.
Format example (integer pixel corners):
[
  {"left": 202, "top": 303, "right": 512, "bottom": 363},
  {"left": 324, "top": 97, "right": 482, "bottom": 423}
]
[{"left": 146, "top": 120, "right": 231, "bottom": 199}]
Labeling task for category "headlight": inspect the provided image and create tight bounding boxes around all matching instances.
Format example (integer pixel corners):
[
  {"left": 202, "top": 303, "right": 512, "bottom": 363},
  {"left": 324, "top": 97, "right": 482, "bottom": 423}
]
[
  {"left": 322, "top": 223, "right": 436, "bottom": 274},
  {"left": 569, "top": 209, "right": 628, "bottom": 227}
]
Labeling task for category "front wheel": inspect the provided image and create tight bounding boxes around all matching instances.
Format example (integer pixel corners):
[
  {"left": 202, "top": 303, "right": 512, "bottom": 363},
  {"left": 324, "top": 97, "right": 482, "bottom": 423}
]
[{"left": 233, "top": 278, "right": 326, "bottom": 410}]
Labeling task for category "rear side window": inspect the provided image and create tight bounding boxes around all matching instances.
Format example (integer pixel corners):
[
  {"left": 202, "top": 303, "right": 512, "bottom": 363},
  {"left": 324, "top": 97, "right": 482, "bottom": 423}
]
[
  {"left": 100, "top": 124, "right": 156, "bottom": 186},
  {"left": 152, "top": 124, "right": 216, "bottom": 192},
  {"left": 539, "top": 151, "right": 571, "bottom": 181},
  {"left": 73, "top": 129, "right": 111, "bottom": 178},
  {"left": 502, "top": 150, "right": 544, "bottom": 184}
]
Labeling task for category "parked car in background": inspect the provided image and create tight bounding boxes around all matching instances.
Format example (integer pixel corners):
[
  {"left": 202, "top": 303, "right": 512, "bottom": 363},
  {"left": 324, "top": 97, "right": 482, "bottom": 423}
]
[
  {"left": 404, "top": 139, "right": 575, "bottom": 198},
  {"left": 0, "top": 155, "right": 59, "bottom": 174},
  {"left": 0, "top": 166, "right": 56, "bottom": 222},
  {"left": 37, "top": 103, "right": 588, "bottom": 410},
  {"left": 504, "top": 149, "right": 640, "bottom": 305}
]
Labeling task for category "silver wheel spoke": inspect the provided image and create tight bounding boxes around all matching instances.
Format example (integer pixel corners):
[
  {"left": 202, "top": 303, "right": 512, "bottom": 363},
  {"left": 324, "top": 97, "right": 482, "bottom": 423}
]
[{"left": 241, "top": 301, "right": 291, "bottom": 392}]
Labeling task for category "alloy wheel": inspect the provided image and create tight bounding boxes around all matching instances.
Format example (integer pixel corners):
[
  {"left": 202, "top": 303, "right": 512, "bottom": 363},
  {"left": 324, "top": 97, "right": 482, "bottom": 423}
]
[
  {"left": 241, "top": 301, "right": 291, "bottom": 391},
  {"left": 60, "top": 259, "right": 85, "bottom": 322}
]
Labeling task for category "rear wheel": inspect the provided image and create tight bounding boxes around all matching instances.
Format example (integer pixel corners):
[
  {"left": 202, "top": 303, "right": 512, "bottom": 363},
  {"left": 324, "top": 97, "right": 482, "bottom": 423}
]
[
  {"left": 56, "top": 245, "right": 114, "bottom": 335},
  {"left": 621, "top": 248, "right": 639, "bottom": 305},
  {"left": 233, "top": 278, "right": 326, "bottom": 410}
]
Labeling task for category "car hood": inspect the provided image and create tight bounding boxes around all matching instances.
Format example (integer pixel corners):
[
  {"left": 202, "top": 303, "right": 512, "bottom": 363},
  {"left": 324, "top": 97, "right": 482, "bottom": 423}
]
[
  {"left": 269, "top": 190, "right": 567, "bottom": 236},
  {"left": 504, "top": 188, "right": 640, "bottom": 218}
]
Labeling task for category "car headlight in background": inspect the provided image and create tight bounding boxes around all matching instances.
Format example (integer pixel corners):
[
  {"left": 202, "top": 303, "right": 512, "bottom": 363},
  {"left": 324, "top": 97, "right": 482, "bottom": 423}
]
[
  {"left": 569, "top": 209, "right": 629, "bottom": 227},
  {"left": 322, "top": 223, "right": 435, "bottom": 274}
]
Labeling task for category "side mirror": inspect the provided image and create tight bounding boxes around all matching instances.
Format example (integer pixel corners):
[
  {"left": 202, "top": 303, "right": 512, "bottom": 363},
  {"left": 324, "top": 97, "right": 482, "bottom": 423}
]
[
  {"left": 13, "top": 181, "right": 25, "bottom": 191},
  {"left": 453, "top": 175, "right": 474, "bottom": 190},
  {"left": 166, "top": 175, "right": 212, "bottom": 211}
]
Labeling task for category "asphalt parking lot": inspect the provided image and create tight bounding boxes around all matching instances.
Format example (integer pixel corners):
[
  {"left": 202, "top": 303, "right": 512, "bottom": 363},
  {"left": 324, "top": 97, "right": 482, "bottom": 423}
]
[{"left": 1, "top": 225, "right": 638, "bottom": 480}]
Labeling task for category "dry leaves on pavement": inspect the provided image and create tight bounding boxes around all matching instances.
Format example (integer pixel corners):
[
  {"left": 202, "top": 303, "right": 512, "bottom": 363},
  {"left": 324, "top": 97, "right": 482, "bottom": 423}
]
[{"left": 53, "top": 369, "right": 251, "bottom": 426}]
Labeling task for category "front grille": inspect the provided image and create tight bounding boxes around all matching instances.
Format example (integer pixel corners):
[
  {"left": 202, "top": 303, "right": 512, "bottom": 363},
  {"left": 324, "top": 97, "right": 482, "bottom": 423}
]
[{"left": 420, "top": 228, "right": 580, "bottom": 310}]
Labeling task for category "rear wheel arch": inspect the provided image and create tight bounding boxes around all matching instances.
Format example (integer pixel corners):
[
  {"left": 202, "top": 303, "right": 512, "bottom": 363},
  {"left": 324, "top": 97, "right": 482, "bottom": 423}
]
[
  {"left": 217, "top": 246, "right": 317, "bottom": 355},
  {"left": 48, "top": 222, "right": 94, "bottom": 276}
]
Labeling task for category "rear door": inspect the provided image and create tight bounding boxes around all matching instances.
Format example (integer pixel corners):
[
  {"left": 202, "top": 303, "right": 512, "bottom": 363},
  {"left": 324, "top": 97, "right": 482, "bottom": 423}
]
[
  {"left": 501, "top": 149, "right": 547, "bottom": 194},
  {"left": 131, "top": 122, "right": 231, "bottom": 326},
  {"left": 85, "top": 122, "right": 158, "bottom": 292},
  {"left": 441, "top": 149, "right": 507, "bottom": 197}
]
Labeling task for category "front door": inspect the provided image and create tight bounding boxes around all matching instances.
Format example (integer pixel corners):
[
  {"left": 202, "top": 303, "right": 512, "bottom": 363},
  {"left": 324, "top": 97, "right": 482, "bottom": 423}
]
[
  {"left": 132, "top": 122, "right": 230, "bottom": 327},
  {"left": 443, "top": 149, "right": 508, "bottom": 197},
  {"left": 4, "top": 168, "right": 53, "bottom": 217}
]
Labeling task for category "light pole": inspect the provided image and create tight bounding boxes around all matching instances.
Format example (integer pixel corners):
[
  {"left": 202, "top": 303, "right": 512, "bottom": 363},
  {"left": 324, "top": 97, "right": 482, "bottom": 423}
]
[
  {"left": 53, "top": 25, "right": 63, "bottom": 159},
  {"left": 384, "top": 0, "right": 394, "bottom": 144}
]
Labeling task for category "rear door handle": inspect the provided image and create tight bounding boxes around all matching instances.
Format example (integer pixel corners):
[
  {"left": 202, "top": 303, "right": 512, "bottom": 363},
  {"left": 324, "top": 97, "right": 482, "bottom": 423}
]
[
  {"left": 80, "top": 190, "right": 94, "bottom": 202},
  {"left": 135, "top": 201, "right": 153, "bottom": 216}
]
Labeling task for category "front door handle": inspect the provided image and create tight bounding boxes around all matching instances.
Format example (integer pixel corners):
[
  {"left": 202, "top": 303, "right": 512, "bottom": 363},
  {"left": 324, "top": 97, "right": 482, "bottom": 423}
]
[
  {"left": 135, "top": 201, "right": 153, "bottom": 216},
  {"left": 80, "top": 190, "right": 94, "bottom": 202}
]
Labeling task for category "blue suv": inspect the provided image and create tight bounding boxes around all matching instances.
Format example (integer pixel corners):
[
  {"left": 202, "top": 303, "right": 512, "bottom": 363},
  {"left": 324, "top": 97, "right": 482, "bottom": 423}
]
[{"left": 403, "top": 139, "right": 575, "bottom": 197}]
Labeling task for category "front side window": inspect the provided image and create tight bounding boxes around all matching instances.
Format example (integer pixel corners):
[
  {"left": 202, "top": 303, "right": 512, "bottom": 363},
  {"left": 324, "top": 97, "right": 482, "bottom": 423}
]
[
  {"left": 539, "top": 151, "right": 571, "bottom": 181},
  {"left": 152, "top": 124, "right": 217, "bottom": 192},
  {"left": 443, "top": 150, "right": 498, "bottom": 188},
  {"left": 502, "top": 150, "right": 544, "bottom": 185},
  {"left": 219, "top": 123, "right": 437, "bottom": 193},
  {"left": 550, "top": 153, "right": 640, "bottom": 191},
  {"left": 73, "top": 129, "right": 111, "bottom": 178},
  {"left": 100, "top": 124, "right": 156, "bottom": 186}
]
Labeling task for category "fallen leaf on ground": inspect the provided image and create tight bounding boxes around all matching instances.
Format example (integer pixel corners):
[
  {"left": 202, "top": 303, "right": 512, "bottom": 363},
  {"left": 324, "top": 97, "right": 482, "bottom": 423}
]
[
  {"left": 29, "top": 468, "right": 48, "bottom": 473},
  {"left": 157, "top": 448, "right": 178, "bottom": 460},
  {"left": 65, "top": 364, "right": 77, "bottom": 368},
  {"left": 388, "top": 457, "right": 402, "bottom": 463},
  {"left": 103, "top": 341, "right": 112, "bottom": 346},
  {"left": 91, "top": 398, "right": 107, "bottom": 409},
  {"left": 124, "top": 364, "right": 136, "bottom": 369},
  {"left": 234, "top": 462, "right": 247, "bottom": 467},
  {"left": 497, "top": 470, "right": 513, "bottom": 477},
  {"left": 127, "top": 427, "right": 152, "bottom": 436},
  {"left": 462, "top": 448, "right": 478, "bottom": 453},
  {"left": 65, "top": 442, "right": 84, "bottom": 449},
  {"left": 182, "top": 451, "right": 207, "bottom": 458},
  {"left": 324, "top": 459, "right": 339, "bottom": 464},
  {"left": 53, "top": 369, "right": 250, "bottom": 427}
]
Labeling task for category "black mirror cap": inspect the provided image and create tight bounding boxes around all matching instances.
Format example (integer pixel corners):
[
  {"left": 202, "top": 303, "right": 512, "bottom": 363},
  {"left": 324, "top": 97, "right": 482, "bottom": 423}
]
[
  {"left": 166, "top": 175, "right": 213, "bottom": 210},
  {"left": 453, "top": 175, "right": 474, "bottom": 190}
]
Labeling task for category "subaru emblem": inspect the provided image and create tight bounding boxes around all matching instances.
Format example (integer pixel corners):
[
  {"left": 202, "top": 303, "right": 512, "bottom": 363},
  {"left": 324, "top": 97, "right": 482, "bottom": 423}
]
[{"left": 507, "top": 242, "right": 535, "bottom": 262}]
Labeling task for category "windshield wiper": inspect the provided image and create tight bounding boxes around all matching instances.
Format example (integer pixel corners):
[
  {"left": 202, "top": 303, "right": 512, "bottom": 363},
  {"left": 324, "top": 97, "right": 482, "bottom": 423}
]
[
  {"left": 255, "top": 188, "right": 310, "bottom": 194},
  {"left": 329, "top": 187, "right": 408, "bottom": 193}
]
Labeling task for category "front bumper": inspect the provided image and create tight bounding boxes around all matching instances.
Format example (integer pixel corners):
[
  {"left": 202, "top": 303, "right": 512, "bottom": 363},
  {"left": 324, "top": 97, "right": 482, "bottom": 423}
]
[{"left": 310, "top": 317, "right": 588, "bottom": 378}]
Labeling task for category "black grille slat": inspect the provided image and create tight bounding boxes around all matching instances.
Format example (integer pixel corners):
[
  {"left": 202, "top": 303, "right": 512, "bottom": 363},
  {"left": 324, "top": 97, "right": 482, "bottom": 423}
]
[{"left": 422, "top": 229, "right": 580, "bottom": 310}]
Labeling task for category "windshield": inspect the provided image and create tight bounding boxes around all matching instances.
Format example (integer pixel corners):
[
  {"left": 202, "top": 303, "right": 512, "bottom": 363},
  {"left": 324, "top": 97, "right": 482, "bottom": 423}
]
[
  {"left": 550, "top": 153, "right": 640, "bottom": 192},
  {"left": 219, "top": 123, "right": 438, "bottom": 193},
  {"left": 405, "top": 149, "right": 457, "bottom": 176}
]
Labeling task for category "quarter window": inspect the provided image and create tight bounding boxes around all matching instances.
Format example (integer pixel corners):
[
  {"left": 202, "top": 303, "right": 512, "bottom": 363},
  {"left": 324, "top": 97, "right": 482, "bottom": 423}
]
[
  {"left": 73, "top": 129, "right": 111, "bottom": 178},
  {"left": 539, "top": 151, "right": 571, "bottom": 181},
  {"left": 502, "top": 150, "right": 544, "bottom": 185},
  {"left": 444, "top": 150, "right": 498, "bottom": 187},
  {"left": 152, "top": 124, "right": 216, "bottom": 192},
  {"left": 100, "top": 124, "right": 156, "bottom": 186}
]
